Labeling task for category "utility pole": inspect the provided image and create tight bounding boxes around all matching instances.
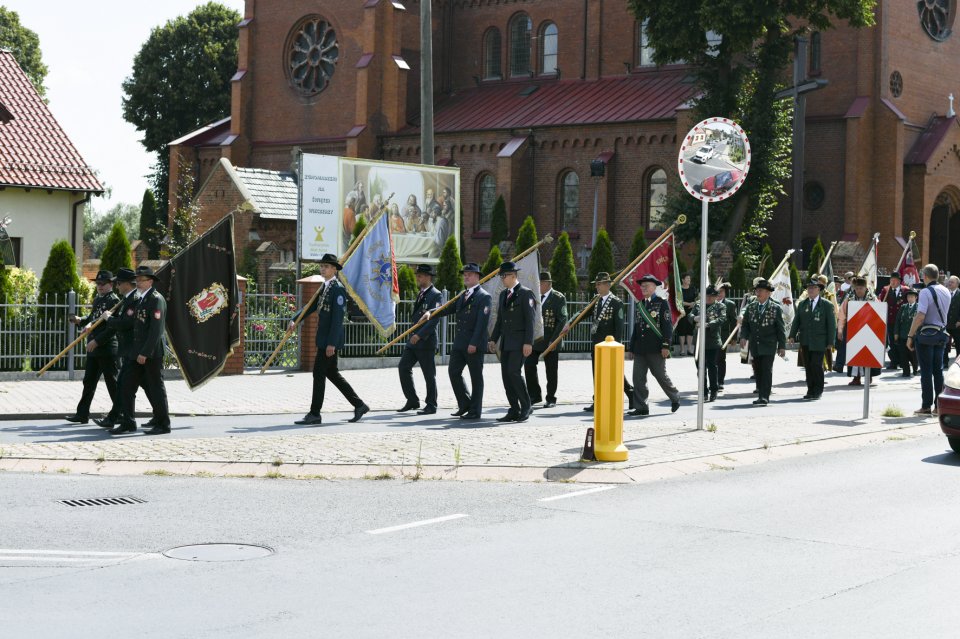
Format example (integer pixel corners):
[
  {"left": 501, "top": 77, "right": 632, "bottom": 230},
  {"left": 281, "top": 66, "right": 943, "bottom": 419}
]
[{"left": 420, "top": 0, "right": 434, "bottom": 165}]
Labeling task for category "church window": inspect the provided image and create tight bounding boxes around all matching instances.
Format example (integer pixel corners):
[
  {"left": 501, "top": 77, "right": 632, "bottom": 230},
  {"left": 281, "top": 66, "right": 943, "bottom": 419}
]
[
  {"left": 540, "top": 22, "right": 558, "bottom": 75},
  {"left": 509, "top": 14, "right": 532, "bottom": 76},
  {"left": 809, "top": 32, "right": 822, "bottom": 74},
  {"left": 638, "top": 20, "right": 655, "bottom": 67},
  {"left": 804, "top": 182, "right": 825, "bottom": 211},
  {"left": 561, "top": 171, "right": 580, "bottom": 230},
  {"left": 286, "top": 16, "right": 340, "bottom": 97},
  {"left": 918, "top": 0, "right": 954, "bottom": 42},
  {"left": 890, "top": 70, "right": 903, "bottom": 98},
  {"left": 477, "top": 174, "right": 497, "bottom": 231},
  {"left": 646, "top": 168, "right": 668, "bottom": 229},
  {"left": 483, "top": 28, "right": 502, "bottom": 79}
]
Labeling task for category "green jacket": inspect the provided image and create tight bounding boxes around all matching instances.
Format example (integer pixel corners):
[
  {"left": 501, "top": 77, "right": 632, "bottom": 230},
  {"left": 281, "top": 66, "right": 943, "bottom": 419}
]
[
  {"left": 789, "top": 296, "right": 836, "bottom": 351},
  {"left": 535, "top": 288, "right": 568, "bottom": 351},
  {"left": 740, "top": 298, "right": 786, "bottom": 357},
  {"left": 894, "top": 302, "right": 918, "bottom": 340},
  {"left": 692, "top": 300, "right": 726, "bottom": 349},
  {"left": 720, "top": 297, "right": 738, "bottom": 338}
]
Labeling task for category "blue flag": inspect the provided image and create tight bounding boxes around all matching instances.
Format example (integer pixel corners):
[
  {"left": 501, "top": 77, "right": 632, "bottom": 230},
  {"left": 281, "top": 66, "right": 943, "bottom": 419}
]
[{"left": 340, "top": 212, "right": 398, "bottom": 338}]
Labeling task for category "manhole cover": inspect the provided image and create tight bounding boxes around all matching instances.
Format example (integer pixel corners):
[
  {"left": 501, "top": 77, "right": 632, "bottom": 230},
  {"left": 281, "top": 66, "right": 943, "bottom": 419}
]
[{"left": 162, "top": 543, "right": 274, "bottom": 562}]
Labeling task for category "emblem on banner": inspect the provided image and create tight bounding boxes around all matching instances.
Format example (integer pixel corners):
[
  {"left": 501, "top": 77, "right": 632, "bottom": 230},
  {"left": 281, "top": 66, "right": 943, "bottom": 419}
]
[{"left": 187, "top": 282, "right": 229, "bottom": 323}]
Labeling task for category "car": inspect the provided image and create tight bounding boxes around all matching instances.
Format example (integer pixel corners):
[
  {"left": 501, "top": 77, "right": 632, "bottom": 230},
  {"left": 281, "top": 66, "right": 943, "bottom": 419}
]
[
  {"left": 692, "top": 145, "right": 715, "bottom": 163},
  {"left": 699, "top": 169, "right": 743, "bottom": 196},
  {"left": 939, "top": 356, "right": 960, "bottom": 453}
]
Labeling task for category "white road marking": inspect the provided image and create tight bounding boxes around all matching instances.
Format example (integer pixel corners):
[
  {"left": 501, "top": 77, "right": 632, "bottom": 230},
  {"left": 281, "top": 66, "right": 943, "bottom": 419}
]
[
  {"left": 538, "top": 485, "right": 617, "bottom": 502},
  {"left": 0, "top": 549, "right": 161, "bottom": 564},
  {"left": 365, "top": 514, "right": 469, "bottom": 535},
  {"left": 0, "top": 549, "right": 142, "bottom": 556}
]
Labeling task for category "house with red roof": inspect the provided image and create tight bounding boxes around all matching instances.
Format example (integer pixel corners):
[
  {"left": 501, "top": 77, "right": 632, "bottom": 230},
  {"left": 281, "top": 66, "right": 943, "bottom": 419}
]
[{"left": 0, "top": 49, "right": 103, "bottom": 273}]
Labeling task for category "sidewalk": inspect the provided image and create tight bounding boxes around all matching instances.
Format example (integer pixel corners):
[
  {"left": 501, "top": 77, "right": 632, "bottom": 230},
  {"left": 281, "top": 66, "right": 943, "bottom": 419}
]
[{"left": 0, "top": 356, "right": 942, "bottom": 482}]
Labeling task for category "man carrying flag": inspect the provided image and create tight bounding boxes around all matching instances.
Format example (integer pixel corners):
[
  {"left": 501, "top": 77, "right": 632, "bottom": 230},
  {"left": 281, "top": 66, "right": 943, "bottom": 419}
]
[
  {"left": 395, "top": 265, "right": 442, "bottom": 415},
  {"left": 627, "top": 274, "right": 681, "bottom": 415}
]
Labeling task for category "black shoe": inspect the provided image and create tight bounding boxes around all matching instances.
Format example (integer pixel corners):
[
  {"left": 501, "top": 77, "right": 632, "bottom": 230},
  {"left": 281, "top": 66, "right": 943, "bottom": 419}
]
[
  {"left": 64, "top": 414, "right": 88, "bottom": 424},
  {"left": 349, "top": 403, "right": 370, "bottom": 423},
  {"left": 752, "top": 398, "right": 764, "bottom": 405},
  {"left": 514, "top": 411, "right": 530, "bottom": 423},
  {"left": 759, "top": 398, "right": 769, "bottom": 406},
  {"left": 583, "top": 404, "right": 594, "bottom": 413},
  {"left": 543, "top": 401, "right": 557, "bottom": 408},
  {"left": 718, "top": 384, "right": 725, "bottom": 391},
  {"left": 294, "top": 413, "right": 322, "bottom": 425},
  {"left": 145, "top": 425, "right": 171, "bottom": 435},
  {"left": 417, "top": 406, "right": 437, "bottom": 415},
  {"left": 93, "top": 417, "right": 115, "bottom": 429},
  {"left": 109, "top": 422, "right": 136, "bottom": 434},
  {"left": 397, "top": 401, "right": 420, "bottom": 413},
  {"left": 803, "top": 394, "right": 812, "bottom": 400},
  {"left": 628, "top": 406, "right": 649, "bottom": 417},
  {"left": 460, "top": 412, "right": 481, "bottom": 420},
  {"left": 496, "top": 413, "right": 517, "bottom": 423},
  {"left": 810, "top": 394, "right": 822, "bottom": 400},
  {"left": 708, "top": 392, "right": 717, "bottom": 403},
  {"left": 671, "top": 401, "right": 680, "bottom": 413},
  {"left": 530, "top": 397, "right": 543, "bottom": 405},
  {"left": 901, "top": 372, "right": 911, "bottom": 378},
  {"left": 451, "top": 408, "right": 468, "bottom": 417}
]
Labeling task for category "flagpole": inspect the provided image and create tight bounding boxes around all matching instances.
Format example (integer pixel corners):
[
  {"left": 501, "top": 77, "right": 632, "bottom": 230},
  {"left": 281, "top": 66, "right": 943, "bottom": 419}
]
[
  {"left": 36, "top": 300, "right": 124, "bottom": 377},
  {"left": 374, "top": 234, "right": 555, "bottom": 355},
  {"left": 894, "top": 231, "right": 916, "bottom": 273},
  {"left": 540, "top": 214, "right": 687, "bottom": 357},
  {"left": 770, "top": 248, "right": 796, "bottom": 282},
  {"left": 818, "top": 241, "right": 837, "bottom": 273}
]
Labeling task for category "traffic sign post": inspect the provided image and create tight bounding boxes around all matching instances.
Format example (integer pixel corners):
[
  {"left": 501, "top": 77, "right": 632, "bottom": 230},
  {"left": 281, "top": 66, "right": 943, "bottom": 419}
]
[{"left": 845, "top": 301, "right": 888, "bottom": 419}]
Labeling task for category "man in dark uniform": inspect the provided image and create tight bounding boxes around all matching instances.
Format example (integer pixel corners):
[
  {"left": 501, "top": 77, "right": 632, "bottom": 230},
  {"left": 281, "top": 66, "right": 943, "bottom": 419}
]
[
  {"left": 290, "top": 254, "right": 369, "bottom": 425},
  {"left": 524, "top": 270, "right": 567, "bottom": 408},
  {"left": 740, "top": 278, "right": 786, "bottom": 406},
  {"left": 65, "top": 270, "right": 120, "bottom": 424},
  {"left": 627, "top": 274, "right": 681, "bottom": 415},
  {"left": 789, "top": 279, "right": 837, "bottom": 400},
  {"left": 716, "top": 282, "right": 738, "bottom": 390},
  {"left": 893, "top": 287, "right": 919, "bottom": 376},
  {"left": 95, "top": 268, "right": 143, "bottom": 429},
  {"left": 110, "top": 266, "right": 170, "bottom": 434},
  {"left": 488, "top": 261, "right": 536, "bottom": 422},
  {"left": 424, "top": 263, "right": 491, "bottom": 419},
  {"left": 397, "top": 264, "right": 443, "bottom": 415},
  {"left": 878, "top": 272, "right": 908, "bottom": 369},
  {"left": 580, "top": 272, "right": 633, "bottom": 412},
  {"left": 692, "top": 285, "right": 726, "bottom": 402}
]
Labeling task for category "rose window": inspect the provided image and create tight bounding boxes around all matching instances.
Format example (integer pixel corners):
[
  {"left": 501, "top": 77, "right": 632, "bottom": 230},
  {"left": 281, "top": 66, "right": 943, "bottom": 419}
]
[
  {"left": 287, "top": 17, "right": 339, "bottom": 96},
  {"left": 918, "top": 0, "right": 954, "bottom": 42}
]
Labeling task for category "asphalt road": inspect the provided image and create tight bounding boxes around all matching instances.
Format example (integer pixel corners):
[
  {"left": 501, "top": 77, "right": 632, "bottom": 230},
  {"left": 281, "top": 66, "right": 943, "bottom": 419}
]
[
  {"left": 2, "top": 430, "right": 958, "bottom": 638},
  {"left": 0, "top": 364, "right": 926, "bottom": 444}
]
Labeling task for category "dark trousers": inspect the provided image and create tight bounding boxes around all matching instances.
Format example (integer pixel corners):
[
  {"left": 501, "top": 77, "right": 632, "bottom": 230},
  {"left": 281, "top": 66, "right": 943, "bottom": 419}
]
[
  {"left": 311, "top": 350, "right": 363, "bottom": 414},
  {"left": 524, "top": 349, "right": 558, "bottom": 404},
  {"left": 449, "top": 348, "right": 484, "bottom": 414},
  {"left": 399, "top": 347, "right": 437, "bottom": 408},
  {"left": 897, "top": 342, "right": 917, "bottom": 375},
  {"left": 75, "top": 352, "right": 118, "bottom": 418},
  {"left": 947, "top": 331, "right": 960, "bottom": 366},
  {"left": 916, "top": 339, "right": 946, "bottom": 410},
  {"left": 717, "top": 348, "right": 727, "bottom": 386},
  {"left": 700, "top": 348, "right": 719, "bottom": 393},
  {"left": 754, "top": 354, "right": 775, "bottom": 400},
  {"left": 802, "top": 348, "right": 825, "bottom": 397},
  {"left": 887, "top": 333, "right": 900, "bottom": 368},
  {"left": 500, "top": 349, "right": 530, "bottom": 416},
  {"left": 121, "top": 356, "right": 169, "bottom": 426},
  {"left": 107, "top": 358, "right": 145, "bottom": 424},
  {"left": 590, "top": 348, "right": 634, "bottom": 404}
]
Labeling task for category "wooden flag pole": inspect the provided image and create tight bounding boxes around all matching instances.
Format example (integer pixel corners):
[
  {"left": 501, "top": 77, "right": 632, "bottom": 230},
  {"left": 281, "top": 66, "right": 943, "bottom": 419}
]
[
  {"left": 722, "top": 248, "right": 794, "bottom": 352},
  {"left": 818, "top": 240, "right": 838, "bottom": 274},
  {"left": 894, "top": 231, "right": 916, "bottom": 273},
  {"left": 36, "top": 300, "right": 123, "bottom": 377},
  {"left": 375, "top": 234, "right": 555, "bottom": 355},
  {"left": 540, "top": 214, "right": 687, "bottom": 357}
]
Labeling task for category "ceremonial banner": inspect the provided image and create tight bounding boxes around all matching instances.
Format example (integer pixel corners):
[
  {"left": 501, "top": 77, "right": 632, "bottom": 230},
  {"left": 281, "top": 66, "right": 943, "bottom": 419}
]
[
  {"left": 858, "top": 234, "right": 879, "bottom": 293},
  {"left": 770, "top": 260, "right": 795, "bottom": 328},
  {"left": 155, "top": 215, "right": 240, "bottom": 390},
  {"left": 340, "top": 211, "right": 399, "bottom": 338},
  {"left": 619, "top": 233, "right": 685, "bottom": 326},
  {"left": 482, "top": 250, "right": 544, "bottom": 341},
  {"left": 896, "top": 238, "right": 920, "bottom": 288}
]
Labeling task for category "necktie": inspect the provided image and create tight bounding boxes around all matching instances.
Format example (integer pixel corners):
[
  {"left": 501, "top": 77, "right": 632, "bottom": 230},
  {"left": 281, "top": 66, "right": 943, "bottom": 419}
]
[
  {"left": 541, "top": 294, "right": 546, "bottom": 304},
  {"left": 507, "top": 287, "right": 514, "bottom": 301}
]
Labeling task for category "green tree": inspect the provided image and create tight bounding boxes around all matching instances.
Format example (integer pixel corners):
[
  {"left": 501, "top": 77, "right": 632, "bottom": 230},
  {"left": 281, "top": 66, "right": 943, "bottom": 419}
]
[
  {"left": 38, "top": 240, "right": 81, "bottom": 302},
  {"left": 587, "top": 229, "right": 614, "bottom": 294},
  {"left": 83, "top": 202, "right": 140, "bottom": 257},
  {"left": 627, "top": 0, "right": 875, "bottom": 254},
  {"left": 789, "top": 260, "right": 803, "bottom": 297},
  {"left": 807, "top": 236, "right": 826, "bottom": 280},
  {"left": 628, "top": 227, "right": 648, "bottom": 261},
  {"left": 728, "top": 253, "right": 748, "bottom": 292},
  {"left": 436, "top": 236, "right": 464, "bottom": 293},
  {"left": 100, "top": 221, "right": 133, "bottom": 275},
  {"left": 490, "top": 195, "right": 508, "bottom": 248},
  {"left": 0, "top": 8, "right": 48, "bottom": 97},
  {"left": 481, "top": 245, "right": 503, "bottom": 277},
  {"left": 758, "top": 244, "right": 774, "bottom": 278},
  {"left": 121, "top": 2, "right": 241, "bottom": 210},
  {"left": 549, "top": 231, "right": 578, "bottom": 297},
  {"left": 514, "top": 215, "right": 538, "bottom": 254},
  {"left": 138, "top": 189, "right": 161, "bottom": 259},
  {"left": 397, "top": 264, "right": 417, "bottom": 299}
]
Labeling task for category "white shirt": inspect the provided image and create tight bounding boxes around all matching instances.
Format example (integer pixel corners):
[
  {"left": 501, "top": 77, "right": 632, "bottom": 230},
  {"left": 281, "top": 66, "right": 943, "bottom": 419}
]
[
  {"left": 809, "top": 295, "right": 820, "bottom": 311},
  {"left": 541, "top": 288, "right": 552, "bottom": 304}
]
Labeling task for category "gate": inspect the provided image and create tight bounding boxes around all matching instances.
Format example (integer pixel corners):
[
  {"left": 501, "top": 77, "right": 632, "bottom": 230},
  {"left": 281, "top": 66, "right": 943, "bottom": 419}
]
[{"left": 244, "top": 289, "right": 301, "bottom": 369}]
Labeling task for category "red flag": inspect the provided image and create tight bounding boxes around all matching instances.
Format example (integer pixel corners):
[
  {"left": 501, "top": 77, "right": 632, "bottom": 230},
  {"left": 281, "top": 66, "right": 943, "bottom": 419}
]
[
  {"left": 619, "top": 233, "right": 685, "bottom": 326},
  {"left": 897, "top": 239, "right": 920, "bottom": 288}
]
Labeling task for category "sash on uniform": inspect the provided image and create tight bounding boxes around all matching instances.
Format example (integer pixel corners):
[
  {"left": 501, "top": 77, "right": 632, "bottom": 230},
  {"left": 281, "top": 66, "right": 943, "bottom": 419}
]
[{"left": 636, "top": 300, "right": 663, "bottom": 341}]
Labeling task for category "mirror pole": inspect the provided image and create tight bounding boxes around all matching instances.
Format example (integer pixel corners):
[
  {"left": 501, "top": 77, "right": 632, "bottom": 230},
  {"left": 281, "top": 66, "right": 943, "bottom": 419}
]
[{"left": 697, "top": 198, "right": 708, "bottom": 431}]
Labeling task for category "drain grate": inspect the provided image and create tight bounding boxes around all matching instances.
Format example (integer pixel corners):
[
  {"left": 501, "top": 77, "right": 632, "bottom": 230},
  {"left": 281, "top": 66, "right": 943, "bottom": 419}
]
[{"left": 58, "top": 496, "right": 146, "bottom": 508}]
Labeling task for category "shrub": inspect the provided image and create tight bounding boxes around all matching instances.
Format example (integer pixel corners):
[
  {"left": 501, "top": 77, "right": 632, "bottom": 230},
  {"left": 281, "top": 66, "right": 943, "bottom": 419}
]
[
  {"left": 628, "top": 227, "right": 648, "bottom": 261},
  {"left": 729, "top": 254, "right": 748, "bottom": 292},
  {"left": 100, "top": 220, "right": 133, "bottom": 275},
  {"left": 514, "top": 215, "right": 538, "bottom": 254},
  {"left": 436, "top": 236, "right": 464, "bottom": 293},
  {"left": 587, "top": 229, "right": 614, "bottom": 294},
  {"left": 490, "top": 195, "right": 508, "bottom": 248},
  {"left": 807, "top": 236, "right": 826, "bottom": 281},
  {"left": 397, "top": 264, "right": 417, "bottom": 299},
  {"left": 481, "top": 245, "right": 503, "bottom": 277},
  {"left": 549, "top": 231, "right": 578, "bottom": 297},
  {"left": 759, "top": 243, "right": 774, "bottom": 278}
]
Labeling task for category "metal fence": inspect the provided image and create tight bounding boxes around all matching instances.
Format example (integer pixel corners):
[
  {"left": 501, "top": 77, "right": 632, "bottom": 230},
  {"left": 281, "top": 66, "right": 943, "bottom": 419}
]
[
  {"left": 0, "top": 292, "right": 88, "bottom": 374},
  {"left": 244, "top": 288, "right": 301, "bottom": 369}
]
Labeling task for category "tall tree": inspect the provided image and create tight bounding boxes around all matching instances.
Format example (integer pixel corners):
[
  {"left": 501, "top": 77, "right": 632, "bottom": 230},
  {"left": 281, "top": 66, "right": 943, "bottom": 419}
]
[
  {"left": 587, "top": 229, "right": 614, "bottom": 294},
  {"left": 121, "top": 2, "right": 241, "bottom": 212},
  {"left": 0, "top": 8, "right": 48, "bottom": 97},
  {"left": 490, "top": 195, "right": 508, "bottom": 248},
  {"left": 99, "top": 221, "right": 133, "bottom": 275},
  {"left": 549, "top": 231, "right": 579, "bottom": 297},
  {"left": 436, "top": 236, "right": 464, "bottom": 293},
  {"left": 514, "top": 215, "right": 538, "bottom": 254},
  {"left": 138, "top": 189, "right": 161, "bottom": 259},
  {"left": 628, "top": 227, "right": 648, "bottom": 261},
  {"left": 481, "top": 245, "right": 503, "bottom": 277},
  {"left": 627, "top": 0, "right": 875, "bottom": 255}
]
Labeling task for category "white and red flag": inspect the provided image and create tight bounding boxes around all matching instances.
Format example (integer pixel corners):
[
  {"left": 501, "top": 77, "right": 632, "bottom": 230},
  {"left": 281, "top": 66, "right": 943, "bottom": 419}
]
[{"left": 619, "top": 232, "right": 685, "bottom": 326}]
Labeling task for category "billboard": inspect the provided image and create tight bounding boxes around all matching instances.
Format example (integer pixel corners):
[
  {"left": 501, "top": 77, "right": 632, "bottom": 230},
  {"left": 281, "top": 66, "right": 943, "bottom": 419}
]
[{"left": 299, "top": 154, "right": 460, "bottom": 265}]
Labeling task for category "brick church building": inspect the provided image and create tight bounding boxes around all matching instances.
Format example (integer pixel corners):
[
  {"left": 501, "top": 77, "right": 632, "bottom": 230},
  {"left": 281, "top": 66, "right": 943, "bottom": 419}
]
[{"left": 172, "top": 0, "right": 960, "bottom": 280}]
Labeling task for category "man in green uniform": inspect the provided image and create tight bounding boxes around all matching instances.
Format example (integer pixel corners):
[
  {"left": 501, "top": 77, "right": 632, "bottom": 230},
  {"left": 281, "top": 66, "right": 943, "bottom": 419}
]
[
  {"left": 789, "top": 279, "right": 837, "bottom": 400},
  {"left": 65, "top": 270, "right": 120, "bottom": 424},
  {"left": 740, "top": 279, "right": 786, "bottom": 406},
  {"left": 716, "top": 282, "right": 738, "bottom": 391},
  {"left": 524, "top": 270, "right": 567, "bottom": 408},
  {"left": 581, "top": 272, "right": 633, "bottom": 413},
  {"left": 488, "top": 261, "right": 536, "bottom": 422},
  {"left": 627, "top": 274, "right": 681, "bottom": 415},
  {"left": 893, "top": 287, "right": 919, "bottom": 377},
  {"left": 692, "top": 285, "right": 726, "bottom": 402},
  {"left": 95, "top": 269, "right": 143, "bottom": 430}
]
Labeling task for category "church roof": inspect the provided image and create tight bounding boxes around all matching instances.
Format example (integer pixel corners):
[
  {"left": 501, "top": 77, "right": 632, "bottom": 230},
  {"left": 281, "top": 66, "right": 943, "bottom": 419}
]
[
  {"left": 905, "top": 115, "right": 958, "bottom": 166},
  {"left": 168, "top": 117, "right": 232, "bottom": 147},
  {"left": 0, "top": 51, "right": 103, "bottom": 192},
  {"left": 407, "top": 69, "right": 698, "bottom": 134},
  {"left": 233, "top": 165, "right": 298, "bottom": 220}
]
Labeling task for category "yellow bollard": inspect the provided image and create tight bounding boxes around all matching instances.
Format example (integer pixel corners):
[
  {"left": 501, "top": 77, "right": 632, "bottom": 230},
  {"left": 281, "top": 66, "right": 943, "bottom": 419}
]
[{"left": 594, "top": 335, "right": 628, "bottom": 462}]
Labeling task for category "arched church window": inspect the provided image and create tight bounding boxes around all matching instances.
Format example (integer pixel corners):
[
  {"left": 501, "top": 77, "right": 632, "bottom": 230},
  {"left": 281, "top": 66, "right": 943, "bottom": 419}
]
[
  {"left": 561, "top": 171, "right": 580, "bottom": 230},
  {"left": 509, "top": 14, "right": 532, "bottom": 76},
  {"left": 647, "top": 168, "right": 668, "bottom": 229},
  {"left": 483, "top": 28, "right": 502, "bottom": 79}
]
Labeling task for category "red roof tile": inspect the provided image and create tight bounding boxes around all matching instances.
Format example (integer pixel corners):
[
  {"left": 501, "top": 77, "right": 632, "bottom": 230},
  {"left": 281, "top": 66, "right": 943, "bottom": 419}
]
[
  {"left": 406, "top": 70, "right": 698, "bottom": 134},
  {"left": 0, "top": 51, "right": 103, "bottom": 192}
]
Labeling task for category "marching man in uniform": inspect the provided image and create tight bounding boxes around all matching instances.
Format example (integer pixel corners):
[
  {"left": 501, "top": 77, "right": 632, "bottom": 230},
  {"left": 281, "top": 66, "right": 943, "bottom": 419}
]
[
  {"left": 716, "top": 282, "right": 738, "bottom": 390},
  {"left": 627, "top": 274, "right": 681, "bottom": 415},
  {"left": 290, "top": 254, "right": 370, "bottom": 426},
  {"left": 579, "top": 272, "right": 633, "bottom": 413},
  {"left": 95, "top": 268, "right": 143, "bottom": 430},
  {"left": 488, "top": 261, "right": 536, "bottom": 423},
  {"left": 789, "top": 278, "right": 836, "bottom": 400},
  {"left": 893, "top": 287, "right": 920, "bottom": 377},
  {"left": 691, "top": 285, "right": 726, "bottom": 403},
  {"left": 524, "top": 270, "right": 567, "bottom": 408},
  {"left": 65, "top": 270, "right": 120, "bottom": 424},
  {"left": 740, "top": 278, "right": 786, "bottom": 406},
  {"left": 397, "top": 264, "right": 442, "bottom": 415}
]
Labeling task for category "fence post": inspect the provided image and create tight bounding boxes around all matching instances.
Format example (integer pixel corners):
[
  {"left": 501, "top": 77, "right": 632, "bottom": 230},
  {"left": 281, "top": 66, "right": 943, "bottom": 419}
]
[
  {"left": 439, "top": 289, "right": 449, "bottom": 365},
  {"left": 67, "top": 290, "right": 76, "bottom": 380}
]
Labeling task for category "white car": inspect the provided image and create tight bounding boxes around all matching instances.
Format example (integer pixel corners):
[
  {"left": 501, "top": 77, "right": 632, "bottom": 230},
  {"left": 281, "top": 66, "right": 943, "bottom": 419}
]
[{"left": 692, "top": 146, "right": 715, "bottom": 163}]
